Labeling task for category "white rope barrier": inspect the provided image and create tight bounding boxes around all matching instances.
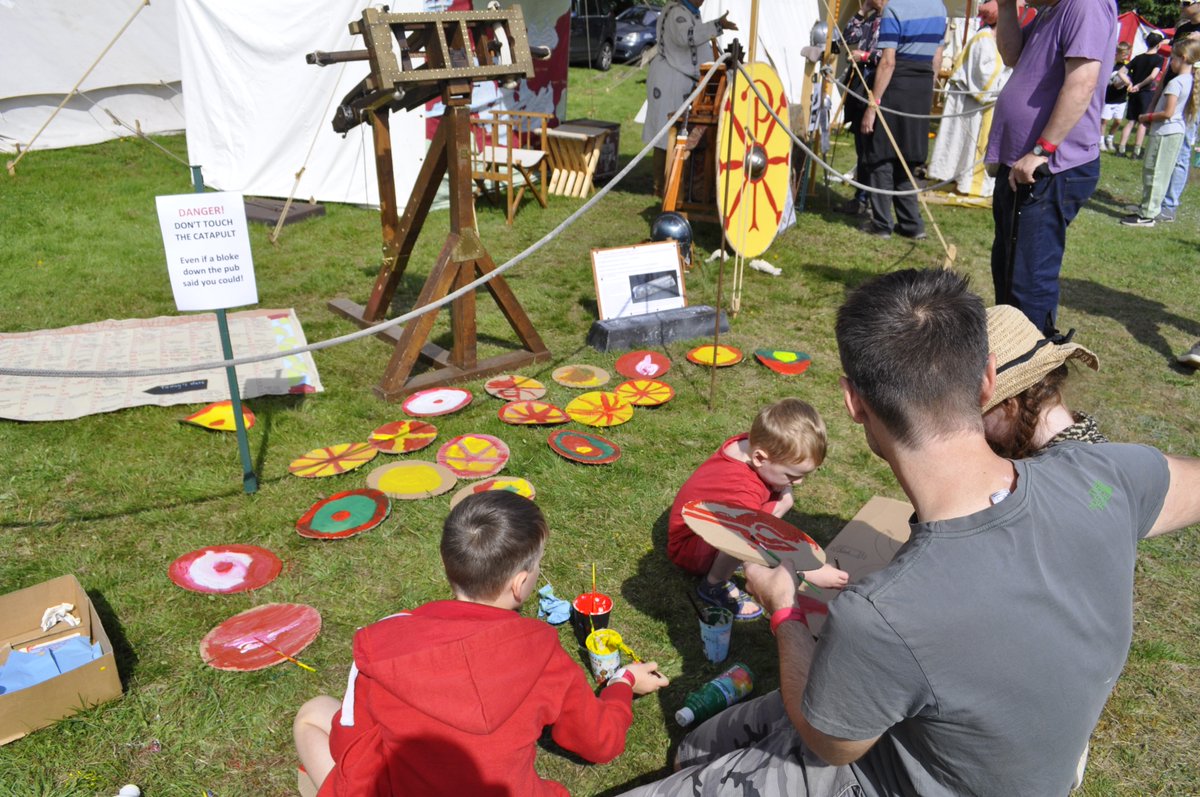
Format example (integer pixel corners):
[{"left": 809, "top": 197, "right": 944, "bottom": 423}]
[{"left": 0, "top": 55, "right": 732, "bottom": 380}]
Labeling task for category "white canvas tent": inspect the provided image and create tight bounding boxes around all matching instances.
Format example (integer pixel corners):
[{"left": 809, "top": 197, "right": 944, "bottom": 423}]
[{"left": 0, "top": 0, "right": 184, "bottom": 153}]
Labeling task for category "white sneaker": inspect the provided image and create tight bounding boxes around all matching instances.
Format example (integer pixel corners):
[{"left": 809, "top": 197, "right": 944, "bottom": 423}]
[{"left": 1178, "top": 343, "right": 1200, "bottom": 368}]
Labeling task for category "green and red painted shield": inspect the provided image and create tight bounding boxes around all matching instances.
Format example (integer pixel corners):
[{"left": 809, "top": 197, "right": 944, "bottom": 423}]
[
  {"left": 296, "top": 488, "right": 391, "bottom": 540},
  {"left": 754, "top": 349, "right": 812, "bottom": 375},
  {"left": 547, "top": 429, "right": 622, "bottom": 465}
]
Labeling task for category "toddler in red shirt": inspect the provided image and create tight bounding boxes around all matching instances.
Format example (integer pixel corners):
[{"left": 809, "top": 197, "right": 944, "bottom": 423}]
[
  {"left": 668, "top": 398, "right": 848, "bottom": 620},
  {"left": 294, "top": 491, "right": 668, "bottom": 796}
]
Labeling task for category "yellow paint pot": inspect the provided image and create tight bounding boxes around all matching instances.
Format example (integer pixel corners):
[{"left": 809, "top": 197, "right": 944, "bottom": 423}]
[{"left": 585, "top": 628, "right": 624, "bottom": 683}]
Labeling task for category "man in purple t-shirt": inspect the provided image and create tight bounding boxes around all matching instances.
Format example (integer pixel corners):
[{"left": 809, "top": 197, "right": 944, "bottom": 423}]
[{"left": 986, "top": 0, "right": 1116, "bottom": 335}]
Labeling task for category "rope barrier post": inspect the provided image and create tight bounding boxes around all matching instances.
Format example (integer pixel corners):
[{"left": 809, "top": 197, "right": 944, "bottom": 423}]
[
  {"left": 710, "top": 39, "right": 742, "bottom": 412},
  {"left": 192, "top": 166, "right": 259, "bottom": 495}
]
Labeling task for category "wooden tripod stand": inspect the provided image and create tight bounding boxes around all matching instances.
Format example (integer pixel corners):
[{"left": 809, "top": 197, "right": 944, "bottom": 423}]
[{"left": 310, "top": 8, "right": 550, "bottom": 401}]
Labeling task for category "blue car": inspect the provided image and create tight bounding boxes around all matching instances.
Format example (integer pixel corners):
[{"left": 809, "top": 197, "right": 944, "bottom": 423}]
[{"left": 614, "top": 5, "right": 660, "bottom": 63}]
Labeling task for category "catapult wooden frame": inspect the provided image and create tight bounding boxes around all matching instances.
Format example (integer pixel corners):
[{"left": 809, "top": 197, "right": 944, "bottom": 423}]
[{"left": 308, "top": 8, "right": 550, "bottom": 401}]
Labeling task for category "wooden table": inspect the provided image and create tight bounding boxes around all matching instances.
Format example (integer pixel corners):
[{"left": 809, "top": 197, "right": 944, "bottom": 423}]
[{"left": 545, "top": 122, "right": 610, "bottom": 198}]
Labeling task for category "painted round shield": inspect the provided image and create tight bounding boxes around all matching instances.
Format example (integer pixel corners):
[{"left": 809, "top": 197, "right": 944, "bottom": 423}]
[
  {"left": 484, "top": 374, "right": 547, "bottom": 401},
  {"left": 289, "top": 442, "right": 378, "bottom": 478},
  {"left": 614, "top": 350, "right": 672, "bottom": 379},
  {"left": 755, "top": 349, "right": 812, "bottom": 375},
  {"left": 565, "top": 391, "right": 634, "bottom": 427},
  {"left": 552, "top": 364, "right": 610, "bottom": 389},
  {"left": 680, "top": 500, "right": 825, "bottom": 571},
  {"left": 169, "top": 544, "right": 282, "bottom": 594},
  {"left": 367, "top": 461, "right": 458, "bottom": 499},
  {"left": 401, "top": 387, "right": 473, "bottom": 417},
  {"left": 687, "top": 344, "right": 744, "bottom": 367},
  {"left": 614, "top": 379, "right": 675, "bottom": 407},
  {"left": 368, "top": 420, "right": 438, "bottom": 454},
  {"left": 200, "top": 603, "right": 321, "bottom": 672},
  {"left": 296, "top": 488, "right": 391, "bottom": 540},
  {"left": 437, "top": 434, "right": 510, "bottom": 479},
  {"left": 448, "top": 477, "right": 536, "bottom": 509},
  {"left": 547, "top": 429, "right": 622, "bottom": 465},
  {"left": 716, "top": 61, "right": 791, "bottom": 259},
  {"left": 498, "top": 400, "right": 570, "bottom": 426},
  {"left": 182, "top": 400, "right": 256, "bottom": 431}
]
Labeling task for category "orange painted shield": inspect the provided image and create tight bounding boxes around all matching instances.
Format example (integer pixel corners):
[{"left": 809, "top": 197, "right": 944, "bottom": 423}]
[
  {"left": 687, "top": 344, "right": 743, "bottom": 367},
  {"left": 436, "top": 434, "right": 510, "bottom": 479},
  {"left": 289, "top": 442, "right": 378, "bottom": 478},
  {"left": 368, "top": 420, "right": 438, "bottom": 453},
  {"left": 484, "top": 374, "right": 547, "bottom": 401},
  {"left": 498, "top": 400, "right": 570, "bottom": 425},
  {"left": 614, "top": 379, "right": 675, "bottom": 406},
  {"left": 565, "top": 391, "right": 633, "bottom": 427}
]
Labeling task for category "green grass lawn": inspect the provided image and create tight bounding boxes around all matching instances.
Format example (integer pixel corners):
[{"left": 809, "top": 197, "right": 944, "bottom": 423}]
[{"left": 1, "top": 63, "right": 1198, "bottom": 796}]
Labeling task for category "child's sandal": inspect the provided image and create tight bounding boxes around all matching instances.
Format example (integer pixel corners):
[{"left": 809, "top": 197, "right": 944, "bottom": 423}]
[{"left": 696, "top": 579, "right": 763, "bottom": 622}]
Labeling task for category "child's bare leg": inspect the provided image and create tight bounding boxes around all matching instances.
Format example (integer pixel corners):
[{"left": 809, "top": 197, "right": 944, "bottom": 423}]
[
  {"left": 1119, "top": 120, "right": 1133, "bottom": 149},
  {"left": 704, "top": 551, "right": 741, "bottom": 585},
  {"left": 1134, "top": 122, "right": 1148, "bottom": 150},
  {"left": 295, "top": 695, "right": 340, "bottom": 789}
]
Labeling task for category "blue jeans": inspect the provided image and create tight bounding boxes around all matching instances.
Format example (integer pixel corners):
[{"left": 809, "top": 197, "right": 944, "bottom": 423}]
[
  {"left": 1161, "top": 117, "right": 1198, "bottom": 213},
  {"left": 990, "top": 158, "right": 1101, "bottom": 335}
]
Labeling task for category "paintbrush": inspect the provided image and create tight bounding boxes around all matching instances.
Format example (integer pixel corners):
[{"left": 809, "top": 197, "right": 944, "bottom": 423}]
[
  {"left": 685, "top": 590, "right": 708, "bottom": 622},
  {"left": 254, "top": 637, "right": 317, "bottom": 672}
]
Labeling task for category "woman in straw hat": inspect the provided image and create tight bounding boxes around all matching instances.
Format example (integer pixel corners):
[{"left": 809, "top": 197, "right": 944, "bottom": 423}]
[{"left": 983, "top": 305, "right": 1105, "bottom": 459}]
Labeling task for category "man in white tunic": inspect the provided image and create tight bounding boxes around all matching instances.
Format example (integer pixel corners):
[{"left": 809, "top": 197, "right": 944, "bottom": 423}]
[
  {"left": 927, "top": 1, "right": 1009, "bottom": 197},
  {"left": 643, "top": 0, "right": 736, "bottom": 195}
]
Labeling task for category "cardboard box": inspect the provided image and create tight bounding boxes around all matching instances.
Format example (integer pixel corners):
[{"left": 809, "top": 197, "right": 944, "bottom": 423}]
[
  {"left": 0, "top": 574, "right": 123, "bottom": 745},
  {"left": 800, "top": 496, "right": 914, "bottom": 634}
]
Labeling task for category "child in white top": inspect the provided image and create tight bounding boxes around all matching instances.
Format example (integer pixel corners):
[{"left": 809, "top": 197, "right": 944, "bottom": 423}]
[{"left": 1123, "top": 39, "right": 1200, "bottom": 226}]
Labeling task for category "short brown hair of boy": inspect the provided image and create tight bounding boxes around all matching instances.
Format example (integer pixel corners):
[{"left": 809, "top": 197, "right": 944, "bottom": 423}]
[
  {"left": 748, "top": 398, "right": 828, "bottom": 466},
  {"left": 441, "top": 491, "right": 549, "bottom": 601}
]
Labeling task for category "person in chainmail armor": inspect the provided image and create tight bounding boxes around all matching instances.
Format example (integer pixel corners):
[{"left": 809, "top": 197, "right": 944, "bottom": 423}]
[{"left": 642, "top": 0, "right": 736, "bottom": 195}]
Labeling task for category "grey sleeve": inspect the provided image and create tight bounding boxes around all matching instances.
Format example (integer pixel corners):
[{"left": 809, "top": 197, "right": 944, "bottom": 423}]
[
  {"left": 1106, "top": 443, "right": 1170, "bottom": 541},
  {"left": 801, "top": 589, "right": 934, "bottom": 741}
]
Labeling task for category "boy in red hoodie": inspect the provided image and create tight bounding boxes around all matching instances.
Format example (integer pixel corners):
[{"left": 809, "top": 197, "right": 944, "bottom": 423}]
[{"left": 294, "top": 490, "right": 668, "bottom": 796}]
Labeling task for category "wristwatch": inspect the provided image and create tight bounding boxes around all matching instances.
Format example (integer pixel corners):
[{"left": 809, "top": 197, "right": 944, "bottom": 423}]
[{"left": 1031, "top": 143, "right": 1052, "bottom": 158}]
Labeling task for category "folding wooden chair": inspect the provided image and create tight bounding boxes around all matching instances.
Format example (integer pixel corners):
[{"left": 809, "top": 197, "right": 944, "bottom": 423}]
[{"left": 470, "top": 110, "right": 550, "bottom": 225}]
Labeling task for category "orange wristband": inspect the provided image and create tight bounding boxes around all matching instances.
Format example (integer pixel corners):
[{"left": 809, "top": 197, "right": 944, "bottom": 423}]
[{"left": 769, "top": 607, "right": 809, "bottom": 635}]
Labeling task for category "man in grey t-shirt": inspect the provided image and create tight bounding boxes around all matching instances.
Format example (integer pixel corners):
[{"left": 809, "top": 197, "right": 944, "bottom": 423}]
[{"left": 741, "top": 268, "right": 1200, "bottom": 795}]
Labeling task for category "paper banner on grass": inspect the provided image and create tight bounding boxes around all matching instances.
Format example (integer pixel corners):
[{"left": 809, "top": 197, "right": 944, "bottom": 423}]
[
  {"left": 680, "top": 500, "right": 825, "bottom": 571},
  {"left": 614, "top": 350, "right": 671, "bottom": 379},
  {"left": 498, "top": 400, "right": 569, "bottom": 425},
  {"left": 449, "top": 477, "right": 536, "bottom": 508},
  {"left": 401, "top": 387, "right": 473, "bottom": 417},
  {"left": 437, "top": 434, "right": 510, "bottom": 479},
  {"left": 368, "top": 420, "right": 438, "bottom": 454},
  {"left": 687, "top": 344, "right": 743, "bottom": 367},
  {"left": 181, "top": 400, "right": 256, "bottom": 431},
  {"left": 296, "top": 488, "right": 391, "bottom": 540},
  {"left": 289, "top": 442, "right": 378, "bottom": 478},
  {"left": 547, "top": 429, "right": 622, "bottom": 464},
  {"left": 565, "top": 391, "right": 633, "bottom": 427},
  {"left": 552, "top": 364, "right": 610, "bottom": 389},
  {"left": 367, "top": 461, "right": 457, "bottom": 499},
  {"left": 168, "top": 544, "right": 282, "bottom": 594},
  {"left": 484, "top": 374, "right": 547, "bottom": 401},
  {"left": 200, "top": 603, "right": 321, "bottom": 672},
  {"left": 613, "top": 379, "right": 674, "bottom": 407},
  {"left": 755, "top": 350, "right": 812, "bottom": 375}
]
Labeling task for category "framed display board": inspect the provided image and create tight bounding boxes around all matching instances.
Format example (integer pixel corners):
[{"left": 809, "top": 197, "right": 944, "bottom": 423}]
[{"left": 590, "top": 241, "right": 687, "bottom": 321}]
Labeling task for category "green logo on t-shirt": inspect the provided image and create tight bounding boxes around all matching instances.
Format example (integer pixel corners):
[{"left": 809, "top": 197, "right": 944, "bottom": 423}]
[{"left": 1088, "top": 480, "right": 1114, "bottom": 510}]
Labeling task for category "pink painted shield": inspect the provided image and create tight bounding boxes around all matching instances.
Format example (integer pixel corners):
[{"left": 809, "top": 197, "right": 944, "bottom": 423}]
[{"left": 200, "top": 603, "right": 321, "bottom": 672}]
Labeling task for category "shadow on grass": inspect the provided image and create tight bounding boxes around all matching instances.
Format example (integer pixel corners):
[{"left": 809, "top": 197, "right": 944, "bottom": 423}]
[
  {"left": 1088, "top": 187, "right": 1135, "bottom": 220},
  {"left": 89, "top": 589, "right": 137, "bottom": 689},
  {"left": 1060, "top": 277, "right": 1200, "bottom": 369}
]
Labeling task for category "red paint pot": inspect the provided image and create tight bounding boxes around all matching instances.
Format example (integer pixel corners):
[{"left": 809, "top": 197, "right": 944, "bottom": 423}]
[{"left": 570, "top": 592, "right": 613, "bottom": 647}]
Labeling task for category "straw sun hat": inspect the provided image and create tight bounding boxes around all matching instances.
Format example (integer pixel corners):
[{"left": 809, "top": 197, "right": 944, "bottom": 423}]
[{"left": 984, "top": 305, "right": 1099, "bottom": 413}]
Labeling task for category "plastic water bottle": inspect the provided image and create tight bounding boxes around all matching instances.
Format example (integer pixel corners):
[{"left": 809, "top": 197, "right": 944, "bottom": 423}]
[{"left": 674, "top": 662, "right": 754, "bottom": 727}]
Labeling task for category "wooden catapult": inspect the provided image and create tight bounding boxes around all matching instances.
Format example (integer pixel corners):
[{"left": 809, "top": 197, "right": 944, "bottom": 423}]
[{"left": 308, "top": 7, "right": 550, "bottom": 401}]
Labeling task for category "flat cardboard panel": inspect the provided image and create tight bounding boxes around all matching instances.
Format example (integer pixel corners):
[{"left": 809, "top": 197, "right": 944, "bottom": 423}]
[
  {"left": 799, "top": 496, "right": 914, "bottom": 635},
  {"left": 0, "top": 574, "right": 122, "bottom": 746}
]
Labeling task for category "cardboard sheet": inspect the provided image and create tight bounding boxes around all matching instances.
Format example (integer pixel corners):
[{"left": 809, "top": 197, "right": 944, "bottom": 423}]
[{"left": 0, "top": 308, "right": 321, "bottom": 422}]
